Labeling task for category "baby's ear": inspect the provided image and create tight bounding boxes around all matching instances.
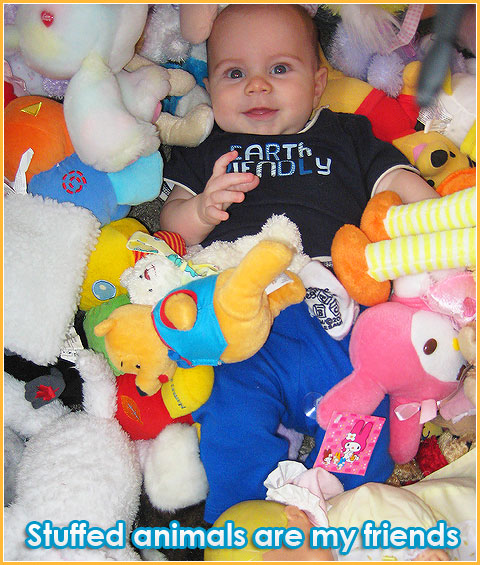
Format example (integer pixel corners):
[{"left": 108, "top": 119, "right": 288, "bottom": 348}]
[
  {"left": 203, "top": 77, "right": 210, "bottom": 94},
  {"left": 313, "top": 66, "right": 328, "bottom": 107}
]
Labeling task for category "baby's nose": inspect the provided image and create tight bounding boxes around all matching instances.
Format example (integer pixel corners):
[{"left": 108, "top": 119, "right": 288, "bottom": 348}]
[{"left": 245, "top": 75, "right": 272, "bottom": 95}]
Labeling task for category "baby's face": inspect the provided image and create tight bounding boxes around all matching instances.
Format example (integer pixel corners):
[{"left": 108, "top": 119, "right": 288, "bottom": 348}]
[{"left": 205, "top": 5, "right": 327, "bottom": 135}]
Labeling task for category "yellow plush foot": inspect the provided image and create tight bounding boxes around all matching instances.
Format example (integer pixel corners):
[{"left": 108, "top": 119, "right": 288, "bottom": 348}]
[{"left": 332, "top": 224, "right": 391, "bottom": 306}]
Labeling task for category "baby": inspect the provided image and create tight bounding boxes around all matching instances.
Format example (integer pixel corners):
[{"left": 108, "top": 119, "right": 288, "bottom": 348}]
[{"left": 160, "top": 4, "right": 440, "bottom": 525}]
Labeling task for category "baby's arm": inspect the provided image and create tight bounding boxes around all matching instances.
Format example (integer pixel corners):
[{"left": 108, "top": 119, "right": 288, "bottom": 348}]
[
  {"left": 376, "top": 168, "right": 440, "bottom": 203},
  {"left": 160, "top": 150, "right": 259, "bottom": 245}
]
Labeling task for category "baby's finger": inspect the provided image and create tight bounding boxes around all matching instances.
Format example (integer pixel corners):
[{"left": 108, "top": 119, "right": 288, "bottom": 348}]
[
  {"left": 209, "top": 172, "right": 258, "bottom": 194},
  {"left": 211, "top": 150, "right": 239, "bottom": 178},
  {"left": 204, "top": 205, "right": 229, "bottom": 223},
  {"left": 211, "top": 189, "right": 248, "bottom": 207}
]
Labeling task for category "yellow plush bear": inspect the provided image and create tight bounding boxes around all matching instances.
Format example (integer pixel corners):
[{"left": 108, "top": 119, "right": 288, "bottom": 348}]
[{"left": 94, "top": 240, "right": 306, "bottom": 397}]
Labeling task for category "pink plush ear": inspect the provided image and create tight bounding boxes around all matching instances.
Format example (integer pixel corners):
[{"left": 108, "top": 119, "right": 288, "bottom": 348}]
[{"left": 179, "top": 5, "right": 218, "bottom": 44}]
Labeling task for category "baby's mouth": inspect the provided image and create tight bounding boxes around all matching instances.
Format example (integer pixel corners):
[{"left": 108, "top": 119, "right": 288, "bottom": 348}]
[{"left": 243, "top": 107, "right": 277, "bottom": 120}]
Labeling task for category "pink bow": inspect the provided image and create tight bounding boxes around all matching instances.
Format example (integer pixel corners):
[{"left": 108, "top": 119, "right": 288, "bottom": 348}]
[{"left": 394, "top": 398, "right": 439, "bottom": 424}]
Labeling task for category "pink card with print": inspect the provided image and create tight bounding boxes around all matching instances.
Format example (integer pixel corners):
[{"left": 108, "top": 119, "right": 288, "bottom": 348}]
[{"left": 314, "top": 412, "right": 385, "bottom": 476}]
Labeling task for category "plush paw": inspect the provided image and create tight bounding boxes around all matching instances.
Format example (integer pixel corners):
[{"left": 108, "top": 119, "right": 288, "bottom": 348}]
[
  {"left": 331, "top": 224, "right": 391, "bottom": 306},
  {"left": 118, "top": 65, "right": 171, "bottom": 122},
  {"left": 134, "top": 373, "right": 162, "bottom": 397},
  {"left": 360, "top": 190, "right": 402, "bottom": 242},
  {"left": 106, "top": 121, "right": 160, "bottom": 173},
  {"left": 142, "top": 424, "right": 208, "bottom": 511}
]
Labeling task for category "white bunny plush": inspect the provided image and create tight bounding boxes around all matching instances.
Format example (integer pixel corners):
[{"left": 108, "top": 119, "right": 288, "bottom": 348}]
[
  {"left": 4, "top": 4, "right": 160, "bottom": 173},
  {"left": 5, "top": 5, "right": 213, "bottom": 173}
]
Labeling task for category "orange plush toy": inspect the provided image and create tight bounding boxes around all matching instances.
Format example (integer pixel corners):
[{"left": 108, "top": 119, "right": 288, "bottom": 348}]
[
  {"left": 332, "top": 186, "right": 476, "bottom": 306},
  {"left": 4, "top": 95, "right": 74, "bottom": 184}
]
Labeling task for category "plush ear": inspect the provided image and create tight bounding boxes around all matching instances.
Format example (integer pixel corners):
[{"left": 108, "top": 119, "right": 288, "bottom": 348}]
[
  {"left": 94, "top": 318, "right": 116, "bottom": 337},
  {"left": 162, "top": 293, "right": 198, "bottom": 331}
]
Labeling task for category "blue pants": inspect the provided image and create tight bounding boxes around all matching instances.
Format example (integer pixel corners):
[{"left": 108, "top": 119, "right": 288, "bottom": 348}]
[{"left": 193, "top": 302, "right": 393, "bottom": 524}]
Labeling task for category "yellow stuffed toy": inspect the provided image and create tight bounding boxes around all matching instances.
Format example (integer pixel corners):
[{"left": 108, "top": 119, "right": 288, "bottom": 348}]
[
  {"left": 80, "top": 217, "right": 148, "bottom": 311},
  {"left": 318, "top": 49, "right": 473, "bottom": 190},
  {"left": 94, "top": 240, "right": 306, "bottom": 396}
]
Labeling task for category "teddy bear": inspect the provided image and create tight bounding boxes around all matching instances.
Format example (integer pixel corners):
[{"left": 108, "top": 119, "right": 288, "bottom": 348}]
[
  {"left": 136, "top": 4, "right": 211, "bottom": 122},
  {"left": 458, "top": 321, "right": 476, "bottom": 408},
  {"left": 94, "top": 240, "right": 306, "bottom": 397},
  {"left": 4, "top": 4, "right": 213, "bottom": 173}
]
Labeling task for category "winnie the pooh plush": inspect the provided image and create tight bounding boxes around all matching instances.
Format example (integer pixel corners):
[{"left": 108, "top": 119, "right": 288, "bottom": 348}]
[{"left": 94, "top": 240, "right": 306, "bottom": 396}]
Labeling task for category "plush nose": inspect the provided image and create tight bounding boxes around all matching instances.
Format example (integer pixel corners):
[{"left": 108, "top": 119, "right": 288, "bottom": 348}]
[{"left": 245, "top": 75, "right": 272, "bottom": 95}]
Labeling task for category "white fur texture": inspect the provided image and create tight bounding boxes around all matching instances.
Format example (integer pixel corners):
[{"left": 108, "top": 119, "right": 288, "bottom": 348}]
[
  {"left": 123, "top": 214, "right": 310, "bottom": 306},
  {"left": 4, "top": 427, "right": 25, "bottom": 507},
  {"left": 142, "top": 423, "right": 208, "bottom": 511},
  {"left": 4, "top": 194, "right": 100, "bottom": 365},
  {"left": 3, "top": 354, "right": 142, "bottom": 561}
]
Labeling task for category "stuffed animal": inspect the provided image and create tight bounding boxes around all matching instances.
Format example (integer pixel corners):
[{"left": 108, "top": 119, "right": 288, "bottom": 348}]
[
  {"left": 137, "top": 4, "right": 211, "bottom": 122},
  {"left": 121, "top": 214, "right": 310, "bottom": 307},
  {"left": 418, "top": 71, "right": 476, "bottom": 161},
  {"left": 331, "top": 186, "right": 476, "bottom": 306},
  {"left": 80, "top": 218, "right": 148, "bottom": 311},
  {"left": 4, "top": 95, "right": 164, "bottom": 226},
  {"left": 3, "top": 353, "right": 142, "bottom": 561},
  {"left": 94, "top": 240, "right": 306, "bottom": 396},
  {"left": 325, "top": 5, "right": 423, "bottom": 98},
  {"left": 125, "top": 53, "right": 214, "bottom": 148},
  {"left": 5, "top": 5, "right": 213, "bottom": 173},
  {"left": 80, "top": 219, "right": 185, "bottom": 311},
  {"left": 4, "top": 4, "right": 160, "bottom": 172},
  {"left": 316, "top": 301, "right": 466, "bottom": 464},
  {"left": 388, "top": 428, "right": 476, "bottom": 486},
  {"left": 4, "top": 192, "right": 100, "bottom": 366},
  {"left": 392, "top": 130, "right": 472, "bottom": 189},
  {"left": 458, "top": 321, "right": 476, "bottom": 407},
  {"left": 4, "top": 95, "right": 74, "bottom": 184}
]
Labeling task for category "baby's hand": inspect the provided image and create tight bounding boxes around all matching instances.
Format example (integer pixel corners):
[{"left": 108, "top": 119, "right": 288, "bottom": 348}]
[{"left": 198, "top": 150, "right": 259, "bottom": 226}]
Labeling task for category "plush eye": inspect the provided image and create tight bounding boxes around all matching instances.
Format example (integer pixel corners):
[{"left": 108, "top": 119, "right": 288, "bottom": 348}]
[
  {"left": 227, "top": 68, "right": 244, "bottom": 79},
  {"left": 136, "top": 364, "right": 141, "bottom": 369},
  {"left": 272, "top": 64, "right": 288, "bottom": 74},
  {"left": 423, "top": 338, "right": 438, "bottom": 355},
  {"left": 41, "top": 10, "right": 54, "bottom": 27}
]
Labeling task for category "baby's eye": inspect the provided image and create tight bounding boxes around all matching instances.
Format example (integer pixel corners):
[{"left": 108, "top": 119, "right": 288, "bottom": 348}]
[
  {"left": 227, "top": 68, "right": 244, "bottom": 79},
  {"left": 271, "top": 64, "right": 289, "bottom": 75}
]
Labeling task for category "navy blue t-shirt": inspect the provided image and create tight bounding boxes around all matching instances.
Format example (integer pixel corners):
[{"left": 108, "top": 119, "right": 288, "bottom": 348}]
[{"left": 164, "top": 109, "right": 412, "bottom": 258}]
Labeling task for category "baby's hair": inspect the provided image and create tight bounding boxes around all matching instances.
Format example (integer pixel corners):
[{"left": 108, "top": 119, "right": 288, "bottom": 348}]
[{"left": 207, "top": 4, "right": 321, "bottom": 72}]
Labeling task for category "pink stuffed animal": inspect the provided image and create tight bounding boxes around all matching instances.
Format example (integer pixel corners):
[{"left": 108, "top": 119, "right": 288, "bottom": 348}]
[{"left": 316, "top": 302, "right": 466, "bottom": 464}]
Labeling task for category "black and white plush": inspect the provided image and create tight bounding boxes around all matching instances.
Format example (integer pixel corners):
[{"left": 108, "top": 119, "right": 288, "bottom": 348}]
[{"left": 4, "top": 352, "right": 142, "bottom": 561}]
